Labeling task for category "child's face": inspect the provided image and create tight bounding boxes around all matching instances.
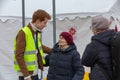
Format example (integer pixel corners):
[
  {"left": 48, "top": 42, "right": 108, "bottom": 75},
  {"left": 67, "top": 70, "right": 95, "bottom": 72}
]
[{"left": 58, "top": 36, "right": 68, "bottom": 47}]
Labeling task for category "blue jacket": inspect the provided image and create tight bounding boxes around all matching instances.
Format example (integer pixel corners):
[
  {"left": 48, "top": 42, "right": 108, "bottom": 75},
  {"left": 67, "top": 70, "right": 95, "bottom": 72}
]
[
  {"left": 45, "top": 43, "right": 84, "bottom": 80},
  {"left": 82, "top": 30, "right": 116, "bottom": 80}
]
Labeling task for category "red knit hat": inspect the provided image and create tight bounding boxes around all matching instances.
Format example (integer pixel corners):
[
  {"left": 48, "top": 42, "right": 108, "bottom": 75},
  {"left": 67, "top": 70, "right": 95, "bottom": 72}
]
[{"left": 60, "top": 32, "right": 73, "bottom": 45}]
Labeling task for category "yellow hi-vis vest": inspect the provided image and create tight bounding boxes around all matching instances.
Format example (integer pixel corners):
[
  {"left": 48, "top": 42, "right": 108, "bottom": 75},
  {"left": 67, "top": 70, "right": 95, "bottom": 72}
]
[{"left": 14, "top": 26, "right": 46, "bottom": 71}]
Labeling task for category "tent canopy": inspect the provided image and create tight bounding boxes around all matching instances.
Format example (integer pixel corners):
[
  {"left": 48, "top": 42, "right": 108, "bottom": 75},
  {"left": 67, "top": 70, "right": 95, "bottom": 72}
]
[{"left": 0, "top": 0, "right": 117, "bottom": 19}]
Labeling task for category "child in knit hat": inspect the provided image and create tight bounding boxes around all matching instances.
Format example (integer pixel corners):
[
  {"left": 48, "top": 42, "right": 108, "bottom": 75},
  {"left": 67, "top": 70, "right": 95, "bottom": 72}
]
[{"left": 44, "top": 32, "right": 84, "bottom": 80}]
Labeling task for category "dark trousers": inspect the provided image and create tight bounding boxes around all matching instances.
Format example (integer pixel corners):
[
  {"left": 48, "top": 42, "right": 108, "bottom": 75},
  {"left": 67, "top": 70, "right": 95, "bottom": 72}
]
[{"left": 19, "top": 75, "right": 38, "bottom": 80}]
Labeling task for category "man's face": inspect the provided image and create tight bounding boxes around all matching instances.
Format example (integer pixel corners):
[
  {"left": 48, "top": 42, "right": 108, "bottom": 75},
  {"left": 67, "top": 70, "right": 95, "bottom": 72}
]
[{"left": 36, "top": 18, "right": 48, "bottom": 30}]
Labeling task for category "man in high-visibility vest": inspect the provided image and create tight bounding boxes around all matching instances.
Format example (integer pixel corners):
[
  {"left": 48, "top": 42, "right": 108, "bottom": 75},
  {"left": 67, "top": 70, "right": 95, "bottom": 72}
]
[{"left": 14, "top": 9, "right": 52, "bottom": 80}]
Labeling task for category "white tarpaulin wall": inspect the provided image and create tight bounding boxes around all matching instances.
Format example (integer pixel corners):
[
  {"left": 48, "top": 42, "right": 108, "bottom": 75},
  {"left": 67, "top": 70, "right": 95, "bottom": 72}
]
[{"left": 0, "top": 0, "right": 120, "bottom": 80}]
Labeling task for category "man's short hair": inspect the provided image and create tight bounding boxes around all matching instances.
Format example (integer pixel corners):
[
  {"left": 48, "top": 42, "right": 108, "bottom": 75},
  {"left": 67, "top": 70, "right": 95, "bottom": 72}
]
[{"left": 32, "top": 9, "right": 51, "bottom": 23}]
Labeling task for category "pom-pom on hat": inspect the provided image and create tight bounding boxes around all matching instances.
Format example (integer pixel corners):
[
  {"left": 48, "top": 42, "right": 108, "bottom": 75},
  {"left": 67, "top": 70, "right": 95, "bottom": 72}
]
[{"left": 60, "top": 32, "right": 73, "bottom": 45}]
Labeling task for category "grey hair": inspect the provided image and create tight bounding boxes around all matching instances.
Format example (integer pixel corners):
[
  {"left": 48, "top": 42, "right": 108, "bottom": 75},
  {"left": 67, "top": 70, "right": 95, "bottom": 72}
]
[{"left": 90, "top": 16, "right": 110, "bottom": 31}]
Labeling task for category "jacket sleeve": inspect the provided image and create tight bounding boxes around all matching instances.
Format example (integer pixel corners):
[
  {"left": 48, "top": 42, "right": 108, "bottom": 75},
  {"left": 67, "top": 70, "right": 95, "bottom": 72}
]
[
  {"left": 42, "top": 45, "right": 52, "bottom": 54},
  {"left": 15, "top": 30, "right": 30, "bottom": 77},
  {"left": 72, "top": 51, "right": 84, "bottom": 80},
  {"left": 82, "top": 43, "right": 98, "bottom": 67}
]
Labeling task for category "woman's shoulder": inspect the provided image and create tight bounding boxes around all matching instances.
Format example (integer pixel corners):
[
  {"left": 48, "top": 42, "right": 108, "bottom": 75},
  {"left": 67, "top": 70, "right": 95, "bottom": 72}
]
[{"left": 69, "top": 49, "right": 80, "bottom": 58}]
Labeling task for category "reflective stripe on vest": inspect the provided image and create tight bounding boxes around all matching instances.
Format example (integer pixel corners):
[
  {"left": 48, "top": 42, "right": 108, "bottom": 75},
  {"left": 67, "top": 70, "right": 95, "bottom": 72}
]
[
  {"left": 37, "top": 34, "right": 46, "bottom": 65},
  {"left": 14, "top": 27, "right": 45, "bottom": 71},
  {"left": 39, "top": 47, "right": 46, "bottom": 64}
]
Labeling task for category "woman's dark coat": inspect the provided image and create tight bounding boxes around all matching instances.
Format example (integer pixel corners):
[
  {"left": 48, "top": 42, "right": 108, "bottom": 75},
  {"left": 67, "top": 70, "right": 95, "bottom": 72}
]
[{"left": 45, "top": 43, "right": 84, "bottom": 80}]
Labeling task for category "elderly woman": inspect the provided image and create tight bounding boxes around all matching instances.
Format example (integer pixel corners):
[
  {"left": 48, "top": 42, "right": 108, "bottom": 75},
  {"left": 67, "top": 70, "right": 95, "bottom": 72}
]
[
  {"left": 82, "top": 16, "right": 116, "bottom": 80},
  {"left": 45, "top": 32, "right": 84, "bottom": 80}
]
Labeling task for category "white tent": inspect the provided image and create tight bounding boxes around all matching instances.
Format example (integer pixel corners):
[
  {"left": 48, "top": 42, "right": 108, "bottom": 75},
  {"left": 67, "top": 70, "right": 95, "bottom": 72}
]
[
  {"left": 0, "top": 0, "right": 117, "bottom": 18},
  {"left": 0, "top": 0, "right": 120, "bottom": 80}
]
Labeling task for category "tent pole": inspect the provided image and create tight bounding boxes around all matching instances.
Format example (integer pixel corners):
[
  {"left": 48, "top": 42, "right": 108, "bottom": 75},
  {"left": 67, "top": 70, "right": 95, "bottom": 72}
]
[
  {"left": 52, "top": 0, "right": 56, "bottom": 45},
  {"left": 22, "top": 0, "right": 25, "bottom": 27}
]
